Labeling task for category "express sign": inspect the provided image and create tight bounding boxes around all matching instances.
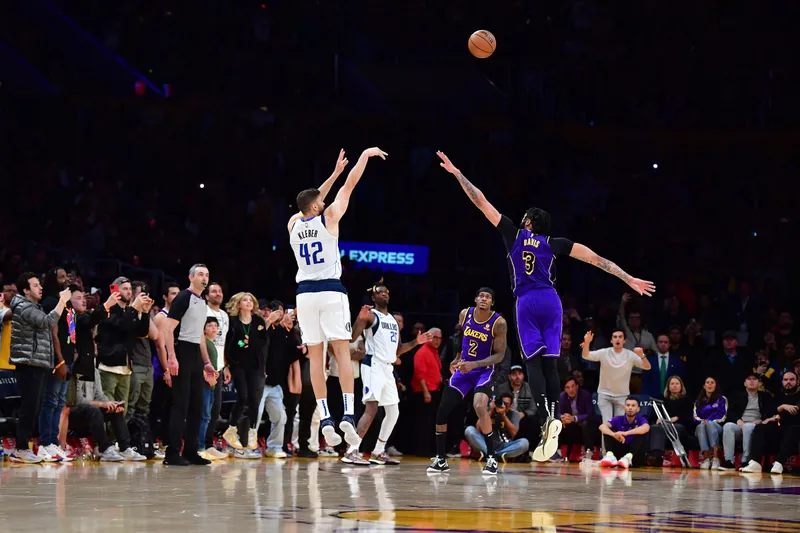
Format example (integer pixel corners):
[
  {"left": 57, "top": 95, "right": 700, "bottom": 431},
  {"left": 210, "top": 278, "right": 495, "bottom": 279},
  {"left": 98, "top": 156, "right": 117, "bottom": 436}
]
[{"left": 339, "top": 241, "right": 429, "bottom": 274}]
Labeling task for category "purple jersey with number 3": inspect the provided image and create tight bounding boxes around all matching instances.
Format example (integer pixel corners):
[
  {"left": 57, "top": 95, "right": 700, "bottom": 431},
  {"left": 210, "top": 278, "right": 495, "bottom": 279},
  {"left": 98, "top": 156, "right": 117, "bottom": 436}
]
[
  {"left": 449, "top": 308, "right": 500, "bottom": 397},
  {"left": 507, "top": 231, "right": 557, "bottom": 296}
]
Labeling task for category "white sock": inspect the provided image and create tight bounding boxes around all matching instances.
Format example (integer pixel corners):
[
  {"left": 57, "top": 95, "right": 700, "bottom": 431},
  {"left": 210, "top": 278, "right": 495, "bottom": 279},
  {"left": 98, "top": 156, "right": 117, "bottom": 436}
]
[
  {"left": 317, "top": 399, "right": 330, "bottom": 419},
  {"left": 373, "top": 439, "right": 386, "bottom": 455},
  {"left": 343, "top": 393, "right": 355, "bottom": 416},
  {"left": 347, "top": 444, "right": 359, "bottom": 454}
]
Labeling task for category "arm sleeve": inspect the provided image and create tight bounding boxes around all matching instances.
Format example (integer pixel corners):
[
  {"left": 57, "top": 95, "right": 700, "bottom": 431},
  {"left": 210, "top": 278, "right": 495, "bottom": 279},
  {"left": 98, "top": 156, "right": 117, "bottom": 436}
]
[
  {"left": 133, "top": 309, "right": 150, "bottom": 337},
  {"left": 167, "top": 291, "right": 191, "bottom": 322},
  {"left": 497, "top": 215, "right": 519, "bottom": 251},
  {"left": 550, "top": 237, "right": 574, "bottom": 256}
]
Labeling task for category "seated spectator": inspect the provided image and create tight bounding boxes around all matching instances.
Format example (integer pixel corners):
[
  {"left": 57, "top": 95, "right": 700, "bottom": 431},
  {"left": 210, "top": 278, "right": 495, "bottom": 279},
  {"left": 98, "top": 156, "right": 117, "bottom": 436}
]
[
  {"left": 642, "top": 334, "right": 686, "bottom": 399},
  {"left": 719, "top": 373, "right": 770, "bottom": 471},
  {"left": 741, "top": 370, "right": 800, "bottom": 474},
  {"left": 557, "top": 377, "right": 596, "bottom": 462},
  {"left": 648, "top": 376, "right": 693, "bottom": 466},
  {"left": 752, "top": 351, "right": 780, "bottom": 395},
  {"left": 66, "top": 366, "right": 147, "bottom": 462},
  {"left": 464, "top": 392, "right": 529, "bottom": 462},
  {"left": 598, "top": 397, "right": 650, "bottom": 468},
  {"left": 496, "top": 364, "right": 538, "bottom": 443},
  {"left": 708, "top": 331, "right": 751, "bottom": 399},
  {"left": 693, "top": 376, "right": 728, "bottom": 470},
  {"left": 582, "top": 330, "right": 651, "bottom": 421}
]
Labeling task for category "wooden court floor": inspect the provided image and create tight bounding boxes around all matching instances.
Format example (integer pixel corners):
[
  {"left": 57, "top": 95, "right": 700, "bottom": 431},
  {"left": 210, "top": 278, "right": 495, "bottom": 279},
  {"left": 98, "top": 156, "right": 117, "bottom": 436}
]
[{"left": 0, "top": 457, "right": 799, "bottom": 532}]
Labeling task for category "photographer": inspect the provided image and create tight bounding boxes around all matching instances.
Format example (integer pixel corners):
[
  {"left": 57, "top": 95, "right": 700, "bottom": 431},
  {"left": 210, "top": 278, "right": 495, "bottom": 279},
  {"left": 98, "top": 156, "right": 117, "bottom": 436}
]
[{"left": 464, "top": 392, "right": 530, "bottom": 462}]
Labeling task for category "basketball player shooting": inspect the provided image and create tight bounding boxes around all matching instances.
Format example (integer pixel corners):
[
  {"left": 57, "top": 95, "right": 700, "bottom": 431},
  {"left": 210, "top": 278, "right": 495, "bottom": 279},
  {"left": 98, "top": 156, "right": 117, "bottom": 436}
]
[
  {"left": 348, "top": 280, "right": 432, "bottom": 465},
  {"left": 436, "top": 150, "right": 655, "bottom": 462},
  {"left": 428, "top": 288, "right": 508, "bottom": 476},
  {"left": 288, "top": 147, "right": 387, "bottom": 450}
]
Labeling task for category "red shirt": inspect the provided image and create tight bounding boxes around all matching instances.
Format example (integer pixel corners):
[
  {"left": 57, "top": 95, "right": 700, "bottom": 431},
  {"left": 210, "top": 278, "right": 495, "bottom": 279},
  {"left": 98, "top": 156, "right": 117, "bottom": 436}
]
[{"left": 412, "top": 344, "right": 442, "bottom": 393}]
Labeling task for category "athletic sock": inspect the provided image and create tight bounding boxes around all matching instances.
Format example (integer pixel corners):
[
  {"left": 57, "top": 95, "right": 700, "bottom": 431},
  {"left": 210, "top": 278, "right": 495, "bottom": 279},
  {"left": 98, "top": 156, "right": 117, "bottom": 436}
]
[
  {"left": 373, "top": 439, "right": 386, "bottom": 455},
  {"left": 484, "top": 431, "right": 496, "bottom": 458},
  {"left": 317, "top": 399, "right": 331, "bottom": 420},
  {"left": 343, "top": 393, "right": 355, "bottom": 416},
  {"left": 347, "top": 444, "right": 359, "bottom": 454},
  {"left": 435, "top": 431, "right": 447, "bottom": 458}
]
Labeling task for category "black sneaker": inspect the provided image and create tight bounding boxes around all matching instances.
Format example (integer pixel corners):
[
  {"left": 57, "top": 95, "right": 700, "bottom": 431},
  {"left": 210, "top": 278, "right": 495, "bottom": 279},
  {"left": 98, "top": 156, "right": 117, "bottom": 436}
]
[
  {"left": 163, "top": 453, "right": 190, "bottom": 466},
  {"left": 183, "top": 453, "right": 212, "bottom": 466},
  {"left": 427, "top": 456, "right": 450, "bottom": 473},
  {"left": 718, "top": 460, "right": 736, "bottom": 471},
  {"left": 482, "top": 456, "right": 498, "bottom": 476},
  {"left": 296, "top": 448, "right": 319, "bottom": 459}
]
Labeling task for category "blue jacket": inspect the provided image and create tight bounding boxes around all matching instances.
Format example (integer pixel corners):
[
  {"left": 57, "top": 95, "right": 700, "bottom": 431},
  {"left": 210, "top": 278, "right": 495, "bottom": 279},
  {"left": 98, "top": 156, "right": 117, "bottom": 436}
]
[
  {"left": 642, "top": 353, "right": 686, "bottom": 399},
  {"left": 694, "top": 395, "right": 728, "bottom": 423}
]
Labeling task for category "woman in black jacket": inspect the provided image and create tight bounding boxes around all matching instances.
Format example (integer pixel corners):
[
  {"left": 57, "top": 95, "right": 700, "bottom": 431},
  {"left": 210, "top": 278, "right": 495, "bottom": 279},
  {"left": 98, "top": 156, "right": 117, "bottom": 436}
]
[
  {"left": 649, "top": 375, "right": 693, "bottom": 466},
  {"left": 222, "top": 292, "right": 268, "bottom": 455}
]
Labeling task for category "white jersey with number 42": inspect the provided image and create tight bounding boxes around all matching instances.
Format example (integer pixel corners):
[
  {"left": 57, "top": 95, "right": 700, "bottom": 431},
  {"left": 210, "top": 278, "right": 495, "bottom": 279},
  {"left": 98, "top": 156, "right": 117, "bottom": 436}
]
[{"left": 289, "top": 215, "right": 342, "bottom": 283}]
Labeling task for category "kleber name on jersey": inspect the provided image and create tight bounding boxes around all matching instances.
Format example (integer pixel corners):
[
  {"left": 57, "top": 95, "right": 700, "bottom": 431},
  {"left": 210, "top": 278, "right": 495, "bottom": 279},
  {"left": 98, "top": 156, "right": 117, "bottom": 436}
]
[{"left": 338, "top": 241, "right": 429, "bottom": 274}]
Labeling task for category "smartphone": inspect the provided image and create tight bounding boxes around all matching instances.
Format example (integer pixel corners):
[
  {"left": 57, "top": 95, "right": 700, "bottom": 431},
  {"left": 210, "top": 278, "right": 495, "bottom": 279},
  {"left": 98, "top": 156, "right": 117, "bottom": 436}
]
[{"left": 110, "top": 284, "right": 119, "bottom": 294}]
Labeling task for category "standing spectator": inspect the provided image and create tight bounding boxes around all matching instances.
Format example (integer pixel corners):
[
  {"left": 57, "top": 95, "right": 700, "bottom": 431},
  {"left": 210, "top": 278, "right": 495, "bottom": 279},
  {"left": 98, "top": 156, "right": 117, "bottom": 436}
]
[
  {"left": 412, "top": 328, "right": 442, "bottom": 456},
  {"left": 557, "top": 376, "right": 596, "bottom": 461},
  {"left": 151, "top": 283, "right": 180, "bottom": 458},
  {"left": 708, "top": 331, "right": 752, "bottom": 397},
  {"left": 598, "top": 397, "right": 651, "bottom": 468},
  {"left": 741, "top": 370, "right": 800, "bottom": 474},
  {"left": 557, "top": 333, "right": 581, "bottom": 384},
  {"left": 8, "top": 274, "right": 70, "bottom": 463},
  {"left": 723, "top": 281, "right": 760, "bottom": 347},
  {"left": 222, "top": 292, "right": 269, "bottom": 457},
  {"left": 693, "top": 376, "right": 728, "bottom": 470},
  {"left": 617, "top": 294, "right": 657, "bottom": 353},
  {"left": 719, "top": 373, "right": 769, "bottom": 471},
  {"left": 464, "top": 392, "right": 529, "bottom": 462},
  {"left": 96, "top": 277, "right": 152, "bottom": 415},
  {"left": 204, "top": 281, "right": 229, "bottom": 456},
  {"left": 642, "top": 334, "right": 686, "bottom": 399},
  {"left": 198, "top": 317, "right": 222, "bottom": 460},
  {"left": 262, "top": 302, "right": 299, "bottom": 458},
  {"left": 127, "top": 281, "right": 159, "bottom": 420},
  {"left": 648, "top": 376, "right": 693, "bottom": 466},
  {"left": 582, "top": 330, "right": 651, "bottom": 421},
  {"left": 159, "top": 264, "right": 218, "bottom": 466}
]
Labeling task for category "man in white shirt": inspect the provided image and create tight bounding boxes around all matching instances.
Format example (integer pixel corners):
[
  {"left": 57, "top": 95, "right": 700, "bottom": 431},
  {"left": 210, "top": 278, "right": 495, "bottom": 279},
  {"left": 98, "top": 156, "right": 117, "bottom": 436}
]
[
  {"left": 203, "top": 282, "right": 230, "bottom": 459},
  {"left": 582, "top": 329, "right": 651, "bottom": 421}
]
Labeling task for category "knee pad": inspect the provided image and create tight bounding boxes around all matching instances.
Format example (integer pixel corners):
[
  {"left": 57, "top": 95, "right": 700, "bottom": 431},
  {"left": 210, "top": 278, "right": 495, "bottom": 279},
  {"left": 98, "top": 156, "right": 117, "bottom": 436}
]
[{"left": 436, "top": 387, "right": 462, "bottom": 426}]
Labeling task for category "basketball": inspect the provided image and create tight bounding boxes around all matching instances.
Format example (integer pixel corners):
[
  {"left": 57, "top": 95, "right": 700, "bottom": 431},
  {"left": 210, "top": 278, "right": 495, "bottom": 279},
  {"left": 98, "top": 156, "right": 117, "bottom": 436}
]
[{"left": 468, "top": 30, "right": 496, "bottom": 59}]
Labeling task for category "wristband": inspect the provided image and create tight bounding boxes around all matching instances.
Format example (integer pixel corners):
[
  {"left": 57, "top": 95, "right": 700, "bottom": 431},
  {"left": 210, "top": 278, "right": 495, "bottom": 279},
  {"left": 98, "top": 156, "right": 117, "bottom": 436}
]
[
  {"left": 204, "top": 361, "right": 213, "bottom": 368},
  {"left": 53, "top": 360, "right": 65, "bottom": 374}
]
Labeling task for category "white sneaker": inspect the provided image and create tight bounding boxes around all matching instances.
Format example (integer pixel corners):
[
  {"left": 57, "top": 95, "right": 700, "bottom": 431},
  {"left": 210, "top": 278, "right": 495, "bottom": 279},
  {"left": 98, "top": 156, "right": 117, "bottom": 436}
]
[
  {"left": 740, "top": 460, "right": 763, "bottom": 473},
  {"left": 770, "top": 461, "right": 784, "bottom": 475},
  {"left": 711, "top": 457, "right": 721, "bottom": 470},
  {"left": 45, "top": 444, "right": 74, "bottom": 462},
  {"left": 699, "top": 458, "right": 711, "bottom": 470},
  {"left": 618, "top": 453, "right": 633, "bottom": 469},
  {"left": 247, "top": 429, "right": 259, "bottom": 450},
  {"left": 36, "top": 446, "right": 61, "bottom": 463},
  {"left": 318, "top": 446, "right": 338, "bottom": 457},
  {"left": 223, "top": 426, "right": 243, "bottom": 449},
  {"left": 205, "top": 447, "right": 229, "bottom": 460},
  {"left": 265, "top": 449, "right": 288, "bottom": 458},
  {"left": 234, "top": 448, "right": 261, "bottom": 460},
  {"left": 9, "top": 449, "right": 43, "bottom": 464},
  {"left": 154, "top": 448, "right": 166, "bottom": 460},
  {"left": 386, "top": 446, "right": 403, "bottom": 457},
  {"left": 120, "top": 448, "right": 147, "bottom": 461},
  {"left": 600, "top": 451, "right": 618, "bottom": 468},
  {"left": 99, "top": 447, "right": 124, "bottom": 462}
]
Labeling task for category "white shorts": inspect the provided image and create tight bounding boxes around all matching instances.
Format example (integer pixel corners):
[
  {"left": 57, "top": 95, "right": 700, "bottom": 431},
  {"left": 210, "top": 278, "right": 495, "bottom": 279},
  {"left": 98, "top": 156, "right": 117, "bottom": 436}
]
[
  {"left": 361, "top": 360, "right": 400, "bottom": 407},
  {"left": 296, "top": 291, "right": 351, "bottom": 346}
]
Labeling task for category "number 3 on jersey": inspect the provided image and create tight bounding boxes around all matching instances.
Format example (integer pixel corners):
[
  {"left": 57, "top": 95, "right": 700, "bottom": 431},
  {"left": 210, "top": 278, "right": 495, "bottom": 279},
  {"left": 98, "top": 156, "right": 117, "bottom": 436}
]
[
  {"left": 299, "top": 242, "right": 325, "bottom": 265},
  {"left": 522, "top": 251, "right": 536, "bottom": 275}
]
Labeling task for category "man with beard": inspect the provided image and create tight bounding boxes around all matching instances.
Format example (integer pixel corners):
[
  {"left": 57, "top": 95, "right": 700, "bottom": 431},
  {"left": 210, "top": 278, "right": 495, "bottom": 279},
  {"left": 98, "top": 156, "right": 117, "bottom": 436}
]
[
  {"left": 203, "top": 282, "right": 230, "bottom": 459},
  {"left": 740, "top": 370, "right": 800, "bottom": 474}
]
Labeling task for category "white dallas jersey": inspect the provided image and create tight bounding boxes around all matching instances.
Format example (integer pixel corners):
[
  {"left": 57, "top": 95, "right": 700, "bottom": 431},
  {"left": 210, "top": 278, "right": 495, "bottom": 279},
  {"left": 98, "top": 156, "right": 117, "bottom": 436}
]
[
  {"left": 289, "top": 215, "right": 342, "bottom": 283},
  {"left": 364, "top": 310, "right": 400, "bottom": 364}
]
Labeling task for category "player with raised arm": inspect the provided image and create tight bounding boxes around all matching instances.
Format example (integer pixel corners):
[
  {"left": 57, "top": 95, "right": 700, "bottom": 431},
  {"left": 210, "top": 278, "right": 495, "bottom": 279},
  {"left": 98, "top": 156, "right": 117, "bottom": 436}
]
[
  {"left": 436, "top": 151, "right": 655, "bottom": 462},
  {"left": 288, "top": 147, "right": 387, "bottom": 451},
  {"left": 428, "top": 287, "right": 508, "bottom": 476},
  {"left": 349, "top": 280, "right": 431, "bottom": 465}
]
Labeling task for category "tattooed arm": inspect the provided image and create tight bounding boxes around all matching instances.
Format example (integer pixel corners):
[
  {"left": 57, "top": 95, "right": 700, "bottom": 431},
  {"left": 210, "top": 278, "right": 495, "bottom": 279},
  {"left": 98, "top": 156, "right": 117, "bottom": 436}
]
[
  {"left": 436, "top": 151, "right": 502, "bottom": 226},
  {"left": 570, "top": 243, "right": 656, "bottom": 296}
]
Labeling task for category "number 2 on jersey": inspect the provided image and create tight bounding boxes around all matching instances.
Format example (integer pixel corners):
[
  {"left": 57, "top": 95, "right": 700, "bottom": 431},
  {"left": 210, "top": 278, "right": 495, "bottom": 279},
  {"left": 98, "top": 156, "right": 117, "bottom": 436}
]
[
  {"left": 390, "top": 331, "right": 397, "bottom": 343},
  {"left": 299, "top": 242, "right": 325, "bottom": 265},
  {"left": 468, "top": 340, "right": 478, "bottom": 357},
  {"left": 522, "top": 251, "right": 536, "bottom": 275}
]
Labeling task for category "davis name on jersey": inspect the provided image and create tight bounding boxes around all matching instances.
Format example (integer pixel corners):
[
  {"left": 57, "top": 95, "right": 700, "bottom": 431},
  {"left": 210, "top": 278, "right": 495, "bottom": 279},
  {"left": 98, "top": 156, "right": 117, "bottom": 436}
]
[{"left": 289, "top": 216, "right": 342, "bottom": 283}]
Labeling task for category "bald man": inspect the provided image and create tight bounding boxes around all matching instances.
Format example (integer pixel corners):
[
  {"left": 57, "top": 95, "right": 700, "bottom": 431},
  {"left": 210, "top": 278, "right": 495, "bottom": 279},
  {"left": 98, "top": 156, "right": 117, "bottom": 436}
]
[{"left": 411, "top": 328, "right": 443, "bottom": 457}]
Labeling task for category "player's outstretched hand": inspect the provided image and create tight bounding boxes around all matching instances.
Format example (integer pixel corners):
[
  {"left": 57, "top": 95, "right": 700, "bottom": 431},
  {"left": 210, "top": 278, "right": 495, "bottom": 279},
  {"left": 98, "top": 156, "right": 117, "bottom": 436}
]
[
  {"left": 333, "top": 148, "right": 349, "bottom": 175},
  {"left": 436, "top": 151, "right": 459, "bottom": 174},
  {"left": 628, "top": 278, "right": 656, "bottom": 297},
  {"left": 357, "top": 305, "right": 373, "bottom": 322},
  {"left": 363, "top": 147, "right": 388, "bottom": 159}
]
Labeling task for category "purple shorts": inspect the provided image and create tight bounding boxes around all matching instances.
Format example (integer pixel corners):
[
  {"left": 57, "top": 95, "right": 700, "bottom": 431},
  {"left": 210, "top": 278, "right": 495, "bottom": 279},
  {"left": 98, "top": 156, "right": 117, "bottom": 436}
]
[
  {"left": 448, "top": 366, "right": 495, "bottom": 397},
  {"left": 515, "top": 289, "right": 562, "bottom": 359}
]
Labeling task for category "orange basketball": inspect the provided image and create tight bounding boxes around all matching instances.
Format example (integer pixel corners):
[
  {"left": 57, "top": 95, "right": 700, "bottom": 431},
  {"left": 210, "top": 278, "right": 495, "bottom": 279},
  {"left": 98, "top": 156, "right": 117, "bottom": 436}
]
[{"left": 468, "top": 30, "right": 496, "bottom": 59}]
